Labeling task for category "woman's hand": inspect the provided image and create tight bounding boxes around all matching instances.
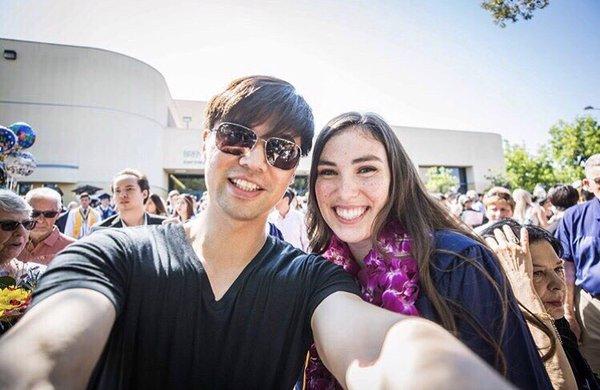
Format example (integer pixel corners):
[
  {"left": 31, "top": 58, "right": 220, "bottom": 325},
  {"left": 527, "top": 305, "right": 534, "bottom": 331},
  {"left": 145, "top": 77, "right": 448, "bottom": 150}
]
[{"left": 485, "top": 225, "right": 533, "bottom": 282}]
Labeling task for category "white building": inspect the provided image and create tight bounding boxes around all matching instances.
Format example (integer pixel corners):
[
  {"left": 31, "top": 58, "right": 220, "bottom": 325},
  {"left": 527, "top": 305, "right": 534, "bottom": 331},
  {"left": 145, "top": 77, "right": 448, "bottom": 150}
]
[{"left": 1, "top": 38, "right": 504, "bottom": 200}]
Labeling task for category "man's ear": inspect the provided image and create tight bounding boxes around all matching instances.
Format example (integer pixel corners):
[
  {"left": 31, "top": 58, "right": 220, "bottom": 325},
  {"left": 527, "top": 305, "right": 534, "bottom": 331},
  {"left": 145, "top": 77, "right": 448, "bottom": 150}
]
[
  {"left": 582, "top": 178, "right": 590, "bottom": 190},
  {"left": 202, "top": 129, "right": 210, "bottom": 153},
  {"left": 142, "top": 189, "right": 149, "bottom": 204}
]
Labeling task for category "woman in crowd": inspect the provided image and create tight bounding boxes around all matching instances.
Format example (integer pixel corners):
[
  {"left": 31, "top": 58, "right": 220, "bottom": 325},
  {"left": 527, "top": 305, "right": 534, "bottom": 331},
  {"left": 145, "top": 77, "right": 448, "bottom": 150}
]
[
  {"left": 483, "top": 220, "right": 599, "bottom": 389},
  {"left": 0, "top": 190, "right": 45, "bottom": 335},
  {"left": 144, "top": 193, "right": 168, "bottom": 217},
  {"left": 513, "top": 188, "right": 549, "bottom": 228},
  {"left": 304, "top": 112, "right": 552, "bottom": 389},
  {"left": 546, "top": 185, "right": 579, "bottom": 234},
  {"left": 174, "top": 194, "right": 195, "bottom": 222}
]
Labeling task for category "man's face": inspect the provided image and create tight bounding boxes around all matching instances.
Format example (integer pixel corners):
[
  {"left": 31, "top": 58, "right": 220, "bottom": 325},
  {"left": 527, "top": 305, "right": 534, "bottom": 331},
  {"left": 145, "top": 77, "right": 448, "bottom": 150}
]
[
  {"left": 113, "top": 175, "right": 147, "bottom": 214},
  {"left": 203, "top": 122, "right": 299, "bottom": 222},
  {"left": 80, "top": 196, "right": 91, "bottom": 209},
  {"left": 100, "top": 198, "right": 110, "bottom": 207},
  {"left": 485, "top": 200, "right": 513, "bottom": 223},
  {"left": 29, "top": 197, "right": 60, "bottom": 239},
  {"left": 583, "top": 165, "right": 600, "bottom": 199}
]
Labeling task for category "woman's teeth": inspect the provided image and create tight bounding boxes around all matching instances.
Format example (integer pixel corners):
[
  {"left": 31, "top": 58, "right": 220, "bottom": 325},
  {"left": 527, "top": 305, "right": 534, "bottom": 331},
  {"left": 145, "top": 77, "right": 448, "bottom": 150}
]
[{"left": 335, "top": 207, "right": 367, "bottom": 220}]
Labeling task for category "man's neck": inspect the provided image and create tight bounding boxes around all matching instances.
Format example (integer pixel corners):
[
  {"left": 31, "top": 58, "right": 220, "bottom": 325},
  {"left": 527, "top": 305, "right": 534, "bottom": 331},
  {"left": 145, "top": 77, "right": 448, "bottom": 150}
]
[
  {"left": 188, "top": 207, "right": 268, "bottom": 270},
  {"left": 119, "top": 209, "right": 145, "bottom": 227},
  {"left": 30, "top": 229, "right": 54, "bottom": 245}
]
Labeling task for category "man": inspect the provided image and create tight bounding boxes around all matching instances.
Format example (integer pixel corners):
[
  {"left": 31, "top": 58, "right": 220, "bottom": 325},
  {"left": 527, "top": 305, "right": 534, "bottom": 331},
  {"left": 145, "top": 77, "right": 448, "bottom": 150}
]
[
  {"left": 474, "top": 187, "right": 515, "bottom": 234},
  {"left": 556, "top": 153, "right": 600, "bottom": 372},
  {"left": 64, "top": 192, "right": 100, "bottom": 239},
  {"left": 268, "top": 188, "right": 309, "bottom": 251},
  {"left": 17, "top": 187, "right": 75, "bottom": 265},
  {"left": 93, "top": 169, "right": 165, "bottom": 229},
  {"left": 95, "top": 193, "right": 116, "bottom": 221},
  {"left": 0, "top": 76, "right": 513, "bottom": 389}
]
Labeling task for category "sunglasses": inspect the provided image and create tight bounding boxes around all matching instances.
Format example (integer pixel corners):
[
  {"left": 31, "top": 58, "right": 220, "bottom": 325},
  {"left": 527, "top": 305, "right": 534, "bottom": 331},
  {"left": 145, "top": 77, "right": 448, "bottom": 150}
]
[
  {"left": 31, "top": 210, "right": 60, "bottom": 219},
  {"left": 212, "top": 122, "right": 302, "bottom": 170},
  {"left": 0, "top": 219, "right": 37, "bottom": 232}
]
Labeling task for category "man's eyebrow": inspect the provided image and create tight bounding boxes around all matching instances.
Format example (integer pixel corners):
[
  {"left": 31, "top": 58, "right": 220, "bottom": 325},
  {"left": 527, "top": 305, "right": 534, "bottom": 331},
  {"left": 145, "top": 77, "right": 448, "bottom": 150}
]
[
  {"left": 352, "top": 155, "right": 383, "bottom": 164},
  {"left": 317, "top": 159, "right": 336, "bottom": 166}
]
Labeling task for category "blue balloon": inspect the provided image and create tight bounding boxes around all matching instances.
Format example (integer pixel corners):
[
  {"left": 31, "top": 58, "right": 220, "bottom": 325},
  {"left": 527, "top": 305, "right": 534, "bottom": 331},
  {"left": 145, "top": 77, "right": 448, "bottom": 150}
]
[
  {"left": 9, "top": 122, "right": 36, "bottom": 150},
  {"left": 0, "top": 126, "right": 17, "bottom": 155}
]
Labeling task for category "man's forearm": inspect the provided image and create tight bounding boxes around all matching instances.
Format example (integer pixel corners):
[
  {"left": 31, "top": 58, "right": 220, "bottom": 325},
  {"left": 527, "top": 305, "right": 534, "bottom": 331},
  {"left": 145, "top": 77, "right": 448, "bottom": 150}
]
[{"left": 346, "top": 318, "right": 513, "bottom": 389}]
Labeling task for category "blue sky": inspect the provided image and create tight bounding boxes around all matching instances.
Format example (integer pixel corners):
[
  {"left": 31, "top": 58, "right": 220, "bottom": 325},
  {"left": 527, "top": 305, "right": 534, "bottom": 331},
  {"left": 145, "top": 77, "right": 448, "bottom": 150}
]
[{"left": 1, "top": 0, "right": 599, "bottom": 150}]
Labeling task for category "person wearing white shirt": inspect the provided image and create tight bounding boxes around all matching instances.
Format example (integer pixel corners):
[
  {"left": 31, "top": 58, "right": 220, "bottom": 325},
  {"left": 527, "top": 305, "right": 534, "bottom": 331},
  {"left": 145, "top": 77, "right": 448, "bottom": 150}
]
[{"left": 268, "top": 189, "right": 309, "bottom": 252}]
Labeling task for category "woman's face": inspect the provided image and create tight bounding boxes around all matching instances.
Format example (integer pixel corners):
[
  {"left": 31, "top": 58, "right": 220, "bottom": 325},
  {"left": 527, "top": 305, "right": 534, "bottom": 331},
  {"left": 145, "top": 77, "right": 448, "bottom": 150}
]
[
  {"left": 144, "top": 198, "right": 157, "bottom": 214},
  {"left": 529, "top": 241, "right": 566, "bottom": 319},
  {"left": 176, "top": 197, "right": 189, "bottom": 219},
  {"left": 0, "top": 210, "right": 31, "bottom": 263},
  {"left": 315, "top": 127, "right": 390, "bottom": 257}
]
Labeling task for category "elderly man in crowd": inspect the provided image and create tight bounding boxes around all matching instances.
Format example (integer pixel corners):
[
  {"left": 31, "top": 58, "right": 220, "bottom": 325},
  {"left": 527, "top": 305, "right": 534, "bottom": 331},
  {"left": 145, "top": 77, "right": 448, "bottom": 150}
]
[
  {"left": 93, "top": 169, "right": 165, "bottom": 229},
  {"left": 64, "top": 192, "right": 100, "bottom": 239},
  {"left": 556, "top": 153, "right": 600, "bottom": 373},
  {"left": 17, "top": 187, "right": 75, "bottom": 265}
]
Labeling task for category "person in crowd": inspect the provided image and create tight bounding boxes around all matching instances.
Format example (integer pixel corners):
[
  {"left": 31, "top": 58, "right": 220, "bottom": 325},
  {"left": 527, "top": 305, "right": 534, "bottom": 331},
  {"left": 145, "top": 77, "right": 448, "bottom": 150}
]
[
  {"left": 64, "top": 192, "right": 100, "bottom": 239},
  {"left": 95, "top": 193, "right": 116, "bottom": 221},
  {"left": 163, "top": 194, "right": 195, "bottom": 224},
  {"left": 546, "top": 185, "right": 579, "bottom": 234},
  {"left": 458, "top": 194, "right": 484, "bottom": 228},
  {"left": 166, "top": 189, "right": 180, "bottom": 216},
  {"left": 467, "top": 190, "right": 485, "bottom": 214},
  {"left": 304, "top": 112, "right": 551, "bottom": 389},
  {"left": 17, "top": 187, "right": 75, "bottom": 265},
  {"left": 0, "top": 190, "right": 45, "bottom": 335},
  {"left": 513, "top": 188, "right": 549, "bottom": 228},
  {"left": 55, "top": 201, "right": 78, "bottom": 233},
  {"left": 268, "top": 188, "right": 309, "bottom": 251},
  {"left": 473, "top": 187, "right": 515, "bottom": 234},
  {"left": 144, "top": 193, "right": 168, "bottom": 217},
  {"left": 94, "top": 169, "right": 165, "bottom": 229},
  {"left": 556, "top": 153, "right": 600, "bottom": 373},
  {"left": 0, "top": 76, "right": 512, "bottom": 390},
  {"left": 483, "top": 219, "right": 599, "bottom": 389}
]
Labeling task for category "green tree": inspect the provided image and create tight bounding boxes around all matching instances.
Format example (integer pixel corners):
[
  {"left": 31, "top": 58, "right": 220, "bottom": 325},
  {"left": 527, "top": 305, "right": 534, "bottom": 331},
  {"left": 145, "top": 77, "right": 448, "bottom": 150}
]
[
  {"left": 425, "top": 167, "right": 459, "bottom": 193},
  {"left": 504, "top": 141, "right": 556, "bottom": 191},
  {"left": 548, "top": 116, "right": 600, "bottom": 183},
  {"left": 481, "top": 0, "right": 549, "bottom": 27},
  {"left": 484, "top": 170, "right": 511, "bottom": 190}
]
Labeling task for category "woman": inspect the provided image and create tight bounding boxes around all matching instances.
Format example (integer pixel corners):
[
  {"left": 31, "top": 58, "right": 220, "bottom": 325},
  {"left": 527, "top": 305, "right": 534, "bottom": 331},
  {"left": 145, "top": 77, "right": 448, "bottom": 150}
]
[
  {"left": 145, "top": 193, "right": 168, "bottom": 217},
  {"left": 0, "top": 190, "right": 45, "bottom": 335},
  {"left": 483, "top": 220, "right": 599, "bottom": 389},
  {"left": 513, "top": 188, "right": 549, "bottom": 228},
  {"left": 163, "top": 194, "right": 195, "bottom": 224},
  {"left": 546, "top": 185, "right": 579, "bottom": 234},
  {"left": 304, "top": 112, "right": 551, "bottom": 389}
]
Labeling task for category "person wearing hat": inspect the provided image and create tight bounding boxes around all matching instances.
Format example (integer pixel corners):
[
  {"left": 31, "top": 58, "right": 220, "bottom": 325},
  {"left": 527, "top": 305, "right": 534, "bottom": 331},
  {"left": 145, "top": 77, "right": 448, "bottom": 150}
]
[
  {"left": 93, "top": 169, "right": 165, "bottom": 230},
  {"left": 95, "top": 193, "right": 116, "bottom": 221}
]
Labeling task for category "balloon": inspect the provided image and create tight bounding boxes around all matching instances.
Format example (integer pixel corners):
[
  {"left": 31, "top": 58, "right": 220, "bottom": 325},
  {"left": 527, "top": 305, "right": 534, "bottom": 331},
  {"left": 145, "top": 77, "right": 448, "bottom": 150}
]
[
  {"left": 4, "top": 151, "right": 36, "bottom": 178},
  {"left": 9, "top": 122, "right": 36, "bottom": 150},
  {"left": 0, "top": 127, "right": 17, "bottom": 154},
  {"left": 0, "top": 164, "right": 5, "bottom": 186}
]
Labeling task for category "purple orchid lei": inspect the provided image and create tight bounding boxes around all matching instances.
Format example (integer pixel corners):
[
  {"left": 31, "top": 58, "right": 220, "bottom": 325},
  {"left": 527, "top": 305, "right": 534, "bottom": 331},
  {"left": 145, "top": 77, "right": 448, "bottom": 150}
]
[{"left": 305, "top": 221, "right": 420, "bottom": 390}]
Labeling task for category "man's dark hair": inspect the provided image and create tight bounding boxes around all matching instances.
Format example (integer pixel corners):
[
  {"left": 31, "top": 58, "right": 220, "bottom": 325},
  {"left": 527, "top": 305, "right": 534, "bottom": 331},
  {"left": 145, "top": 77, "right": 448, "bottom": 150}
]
[
  {"left": 112, "top": 168, "right": 150, "bottom": 203},
  {"left": 547, "top": 185, "right": 578, "bottom": 211},
  {"left": 480, "top": 219, "right": 563, "bottom": 257},
  {"left": 203, "top": 76, "right": 314, "bottom": 156}
]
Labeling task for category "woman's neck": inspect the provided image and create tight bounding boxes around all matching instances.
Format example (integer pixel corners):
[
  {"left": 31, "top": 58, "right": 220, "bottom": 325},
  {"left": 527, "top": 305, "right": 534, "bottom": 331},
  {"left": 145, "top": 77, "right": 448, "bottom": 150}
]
[{"left": 347, "top": 241, "right": 373, "bottom": 267}]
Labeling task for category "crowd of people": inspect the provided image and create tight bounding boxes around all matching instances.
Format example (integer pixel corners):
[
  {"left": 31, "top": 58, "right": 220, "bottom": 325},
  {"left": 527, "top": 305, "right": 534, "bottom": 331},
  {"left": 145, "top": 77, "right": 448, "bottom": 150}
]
[{"left": 0, "top": 75, "right": 598, "bottom": 389}]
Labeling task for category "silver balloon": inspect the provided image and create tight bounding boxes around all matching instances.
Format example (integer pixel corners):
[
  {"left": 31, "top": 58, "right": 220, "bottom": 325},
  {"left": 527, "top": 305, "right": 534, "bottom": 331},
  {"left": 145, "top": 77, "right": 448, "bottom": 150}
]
[{"left": 4, "top": 151, "right": 37, "bottom": 178}]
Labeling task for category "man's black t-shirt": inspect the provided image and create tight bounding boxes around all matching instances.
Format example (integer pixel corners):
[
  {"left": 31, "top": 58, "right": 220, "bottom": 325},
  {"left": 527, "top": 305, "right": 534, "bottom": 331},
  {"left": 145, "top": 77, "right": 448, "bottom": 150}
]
[{"left": 32, "top": 224, "right": 360, "bottom": 389}]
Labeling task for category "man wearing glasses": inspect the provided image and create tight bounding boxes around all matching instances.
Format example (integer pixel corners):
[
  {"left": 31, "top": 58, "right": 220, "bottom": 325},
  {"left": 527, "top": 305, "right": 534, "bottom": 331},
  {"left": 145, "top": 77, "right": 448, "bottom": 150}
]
[
  {"left": 17, "top": 187, "right": 75, "bottom": 265},
  {"left": 0, "top": 76, "right": 510, "bottom": 389}
]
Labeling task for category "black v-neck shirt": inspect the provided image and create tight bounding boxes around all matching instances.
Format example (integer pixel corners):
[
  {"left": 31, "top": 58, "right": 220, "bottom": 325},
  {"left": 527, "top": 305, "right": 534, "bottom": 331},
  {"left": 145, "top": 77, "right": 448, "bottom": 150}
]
[{"left": 32, "top": 224, "right": 360, "bottom": 389}]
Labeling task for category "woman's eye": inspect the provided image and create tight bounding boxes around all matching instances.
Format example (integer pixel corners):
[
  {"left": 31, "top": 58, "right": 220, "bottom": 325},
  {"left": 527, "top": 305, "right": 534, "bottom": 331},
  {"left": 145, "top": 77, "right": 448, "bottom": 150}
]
[
  {"left": 555, "top": 266, "right": 565, "bottom": 275},
  {"left": 317, "top": 169, "right": 336, "bottom": 176},
  {"left": 533, "top": 271, "right": 544, "bottom": 279},
  {"left": 357, "top": 166, "right": 376, "bottom": 174}
]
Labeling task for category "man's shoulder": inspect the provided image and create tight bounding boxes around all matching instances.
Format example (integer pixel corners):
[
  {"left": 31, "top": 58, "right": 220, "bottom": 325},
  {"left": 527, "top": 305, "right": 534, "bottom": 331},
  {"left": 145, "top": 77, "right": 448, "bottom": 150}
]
[
  {"left": 94, "top": 214, "right": 121, "bottom": 228},
  {"left": 563, "top": 199, "right": 598, "bottom": 219},
  {"left": 146, "top": 213, "right": 167, "bottom": 225}
]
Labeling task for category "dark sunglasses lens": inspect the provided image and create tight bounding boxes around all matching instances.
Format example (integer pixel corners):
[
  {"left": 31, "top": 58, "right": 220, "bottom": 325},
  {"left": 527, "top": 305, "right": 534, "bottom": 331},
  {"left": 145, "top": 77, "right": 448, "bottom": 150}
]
[
  {"left": 22, "top": 220, "right": 37, "bottom": 230},
  {"left": 216, "top": 124, "right": 257, "bottom": 155},
  {"left": 265, "top": 138, "right": 301, "bottom": 170},
  {"left": 31, "top": 211, "right": 41, "bottom": 218},
  {"left": 0, "top": 221, "right": 20, "bottom": 231}
]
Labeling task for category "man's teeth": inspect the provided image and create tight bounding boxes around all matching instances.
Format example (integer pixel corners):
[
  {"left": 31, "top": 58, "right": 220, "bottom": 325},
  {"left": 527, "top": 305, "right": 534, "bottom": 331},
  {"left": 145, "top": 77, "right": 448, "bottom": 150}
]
[
  {"left": 335, "top": 207, "right": 367, "bottom": 220},
  {"left": 231, "top": 178, "right": 260, "bottom": 192}
]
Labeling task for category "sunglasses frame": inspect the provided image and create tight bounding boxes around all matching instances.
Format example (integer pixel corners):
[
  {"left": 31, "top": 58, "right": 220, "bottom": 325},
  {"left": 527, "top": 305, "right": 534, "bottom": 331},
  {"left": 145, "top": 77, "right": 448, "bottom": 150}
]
[
  {"left": 212, "top": 122, "right": 302, "bottom": 170},
  {"left": 31, "top": 210, "right": 61, "bottom": 219},
  {"left": 0, "top": 219, "right": 37, "bottom": 232}
]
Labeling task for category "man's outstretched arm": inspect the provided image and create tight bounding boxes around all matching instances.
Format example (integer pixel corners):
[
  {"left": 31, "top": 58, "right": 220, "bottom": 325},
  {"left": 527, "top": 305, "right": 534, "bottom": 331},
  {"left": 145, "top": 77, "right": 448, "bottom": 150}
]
[
  {"left": 0, "top": 289, "right": 115, "bottom": 389},
  {"left": 311, "top": 292, "right": 512, "bottom": 389}
]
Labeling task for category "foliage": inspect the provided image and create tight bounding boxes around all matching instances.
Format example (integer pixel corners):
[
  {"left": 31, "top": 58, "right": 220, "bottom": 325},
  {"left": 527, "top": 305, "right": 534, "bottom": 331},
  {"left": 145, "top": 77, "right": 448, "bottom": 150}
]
[
  {"left": 484, "top": 170, "right": 511, "bottom": 190},
  {"left": 549, "top": 116, "right": 600, "bottom": 183},
  {"left": 504, "top": 142, "right": 556, "bottom": 191},
  {"left": 481, "top": 0, "right": 549, "bottom": 27},
  {"left": 425, "top": 167, "right": 459, "bottom": 193}
]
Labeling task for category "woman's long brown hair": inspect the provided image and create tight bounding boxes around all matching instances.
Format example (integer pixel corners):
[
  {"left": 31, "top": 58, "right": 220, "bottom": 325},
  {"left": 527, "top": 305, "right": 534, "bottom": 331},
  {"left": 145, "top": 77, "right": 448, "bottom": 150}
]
[{"left": 306, "top": 112, "right": 512, "bottom": 373}]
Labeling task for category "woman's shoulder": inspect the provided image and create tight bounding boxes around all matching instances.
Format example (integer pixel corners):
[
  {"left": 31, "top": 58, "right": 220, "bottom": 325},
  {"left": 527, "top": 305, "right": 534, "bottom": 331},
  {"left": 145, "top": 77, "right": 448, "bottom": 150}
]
[
  {"left": 431, "top": 229, "right": 497, "bottom": 271},
  {"left": 433, "top": 229, "right": 486, "bottom": 253}
]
